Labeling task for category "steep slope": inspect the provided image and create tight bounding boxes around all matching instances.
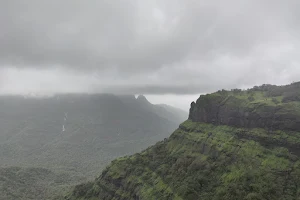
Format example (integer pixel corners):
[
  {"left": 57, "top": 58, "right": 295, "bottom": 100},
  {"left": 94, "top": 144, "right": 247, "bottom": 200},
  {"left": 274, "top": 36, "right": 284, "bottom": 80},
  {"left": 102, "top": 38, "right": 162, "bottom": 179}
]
[
  {"left": 0, "top": 94, "right": 186, "bottom": 199},
  {"left": 68, "top": 82, "right": 300, "bottom": 200}
]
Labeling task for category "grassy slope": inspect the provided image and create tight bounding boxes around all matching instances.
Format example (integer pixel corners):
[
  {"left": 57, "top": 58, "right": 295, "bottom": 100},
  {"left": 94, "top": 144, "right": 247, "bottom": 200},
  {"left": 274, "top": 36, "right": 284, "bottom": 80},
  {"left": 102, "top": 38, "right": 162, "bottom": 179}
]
[{"left": 67, "top": 120, "right": 300, "bottom": 200}]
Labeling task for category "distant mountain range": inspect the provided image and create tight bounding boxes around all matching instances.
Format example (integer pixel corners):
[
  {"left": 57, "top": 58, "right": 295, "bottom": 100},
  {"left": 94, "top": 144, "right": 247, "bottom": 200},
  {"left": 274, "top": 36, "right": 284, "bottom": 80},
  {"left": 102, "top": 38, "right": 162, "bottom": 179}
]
[{"left": 0, "top": 94, "right": 187, "bottom": 200}]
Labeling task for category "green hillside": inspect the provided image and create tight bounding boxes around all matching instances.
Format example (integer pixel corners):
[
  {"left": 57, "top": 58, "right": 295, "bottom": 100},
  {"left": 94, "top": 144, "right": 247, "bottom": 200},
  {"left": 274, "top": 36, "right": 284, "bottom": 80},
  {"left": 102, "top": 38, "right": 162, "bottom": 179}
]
[{"left": 67, "top": 82, "right": 300, "bottom": 200}]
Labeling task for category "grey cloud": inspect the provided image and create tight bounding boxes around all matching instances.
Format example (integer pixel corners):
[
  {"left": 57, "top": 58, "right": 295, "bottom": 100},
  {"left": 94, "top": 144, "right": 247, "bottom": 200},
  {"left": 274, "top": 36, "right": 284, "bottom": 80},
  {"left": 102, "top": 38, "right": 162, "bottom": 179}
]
[{"left": 0, "top": 0, "right": 300, "bottom": 95}]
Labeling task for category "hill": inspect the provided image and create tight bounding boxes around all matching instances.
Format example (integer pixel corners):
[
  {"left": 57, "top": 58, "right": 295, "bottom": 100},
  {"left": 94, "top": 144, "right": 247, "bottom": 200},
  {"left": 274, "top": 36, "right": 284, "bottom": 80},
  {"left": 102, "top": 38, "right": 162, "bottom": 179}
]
[
  {"left": 68, "top": 82, "right": 300, "bottom": 200},
  {"left": 0, "top": 94, "right": 187, "bottom": 199}
]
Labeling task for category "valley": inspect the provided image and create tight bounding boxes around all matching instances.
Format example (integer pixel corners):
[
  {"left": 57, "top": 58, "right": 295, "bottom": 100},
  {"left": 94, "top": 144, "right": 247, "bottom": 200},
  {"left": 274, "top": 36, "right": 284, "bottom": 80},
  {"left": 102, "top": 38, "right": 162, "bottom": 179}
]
[{"left": 0, "top": 94, "right": 187, "bottom": 199}]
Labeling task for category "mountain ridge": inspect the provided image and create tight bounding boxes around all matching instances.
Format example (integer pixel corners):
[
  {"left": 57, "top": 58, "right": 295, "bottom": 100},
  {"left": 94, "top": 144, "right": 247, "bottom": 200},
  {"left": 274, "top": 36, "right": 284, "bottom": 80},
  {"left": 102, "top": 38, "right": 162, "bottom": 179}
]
[
  {"left": 0, "top": 93, "right": 187, "bottom": 200},
  {"left": 67, "top": 81, "right": 300, "bottom": 200}
]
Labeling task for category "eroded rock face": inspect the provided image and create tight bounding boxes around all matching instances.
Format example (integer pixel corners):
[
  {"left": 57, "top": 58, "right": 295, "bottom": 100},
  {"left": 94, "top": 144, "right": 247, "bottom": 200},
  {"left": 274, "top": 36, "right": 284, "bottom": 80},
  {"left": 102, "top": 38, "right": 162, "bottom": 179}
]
[{"left": 189, "top": 92, "right": 300, "bottom": 132}]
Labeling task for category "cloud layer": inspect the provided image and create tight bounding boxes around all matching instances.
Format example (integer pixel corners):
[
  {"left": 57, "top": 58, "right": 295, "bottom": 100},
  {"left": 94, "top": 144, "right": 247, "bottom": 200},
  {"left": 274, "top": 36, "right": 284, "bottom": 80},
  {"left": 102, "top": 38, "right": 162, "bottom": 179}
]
[{"left": 1, "top": 0, "right": 300, "bottom": 95}]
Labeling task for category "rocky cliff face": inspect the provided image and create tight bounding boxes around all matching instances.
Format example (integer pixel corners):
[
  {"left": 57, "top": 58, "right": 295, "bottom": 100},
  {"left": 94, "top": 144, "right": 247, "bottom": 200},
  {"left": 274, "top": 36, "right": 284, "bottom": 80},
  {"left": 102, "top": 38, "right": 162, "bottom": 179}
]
[{"left": 189, "top": 83, "right": 300, "bottom": 131}]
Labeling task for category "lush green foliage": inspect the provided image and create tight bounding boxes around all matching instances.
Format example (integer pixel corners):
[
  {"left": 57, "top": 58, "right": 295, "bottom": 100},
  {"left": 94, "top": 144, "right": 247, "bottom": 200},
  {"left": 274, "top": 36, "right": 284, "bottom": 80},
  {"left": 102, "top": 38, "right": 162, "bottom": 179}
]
[{"left": 68, "top": 120, "right": 300, "bottom": 200}]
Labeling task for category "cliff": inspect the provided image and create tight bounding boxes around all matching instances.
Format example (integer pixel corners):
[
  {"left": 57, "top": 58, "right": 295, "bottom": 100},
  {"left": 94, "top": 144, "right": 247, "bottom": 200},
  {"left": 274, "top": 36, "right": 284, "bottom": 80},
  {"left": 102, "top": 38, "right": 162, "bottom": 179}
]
[
  {"left": 66, "top": 82, "right": 300, "bottom": 200},
  {"left": 189, "top": 82, "right": 300, "bottom": 131}
]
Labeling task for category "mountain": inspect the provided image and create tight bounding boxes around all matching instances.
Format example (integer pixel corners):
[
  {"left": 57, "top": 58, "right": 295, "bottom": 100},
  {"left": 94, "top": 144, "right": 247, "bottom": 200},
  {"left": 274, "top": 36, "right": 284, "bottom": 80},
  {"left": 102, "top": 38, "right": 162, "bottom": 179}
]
[
  {"left": 68, "top": 82, "right": 300, "bottom": 200},
  {"left": 157, "top": 103, "right": 188, "bottom": 119},
  {"left": 0, "top": 94, "right": 187, "bottom": 199},
  {"left": 136, "top": 95, "right": 188, "bottom": 123}
]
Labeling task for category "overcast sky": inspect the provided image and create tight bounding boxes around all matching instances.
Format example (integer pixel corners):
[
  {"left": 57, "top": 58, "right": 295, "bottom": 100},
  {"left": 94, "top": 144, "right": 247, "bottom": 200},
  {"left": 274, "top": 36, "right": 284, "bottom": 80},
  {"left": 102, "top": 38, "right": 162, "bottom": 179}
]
[{"left": 0, "top": 0, "right": 300, "bottom": 110}]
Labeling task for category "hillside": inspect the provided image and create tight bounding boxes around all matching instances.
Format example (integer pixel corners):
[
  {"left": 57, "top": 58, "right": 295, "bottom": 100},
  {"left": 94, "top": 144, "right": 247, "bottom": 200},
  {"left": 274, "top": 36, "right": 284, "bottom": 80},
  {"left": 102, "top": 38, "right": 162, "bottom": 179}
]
[
  {"left": 0, "top": 94, "right": 187, "bottom": 199},
  {"left": 68, "top": 82, "right": 300, "bottom": 200},
  {"left": 0, "top": 167, "right": 83, "bottom": 200}
]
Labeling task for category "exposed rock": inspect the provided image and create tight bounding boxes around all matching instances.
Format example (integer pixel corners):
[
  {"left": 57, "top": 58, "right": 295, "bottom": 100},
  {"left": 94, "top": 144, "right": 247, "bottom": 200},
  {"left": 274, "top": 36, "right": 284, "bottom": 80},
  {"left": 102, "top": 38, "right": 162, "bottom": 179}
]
[{"left": 189, "top": 83, "right": 300, "bottom": 131}]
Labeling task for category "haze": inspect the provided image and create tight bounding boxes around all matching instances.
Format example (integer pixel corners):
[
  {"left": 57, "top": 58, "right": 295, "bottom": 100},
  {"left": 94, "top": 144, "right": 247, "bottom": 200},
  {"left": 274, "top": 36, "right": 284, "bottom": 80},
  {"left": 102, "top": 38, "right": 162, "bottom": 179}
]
[{"left": 1, "top": 0, "right": 300, "bottom": 110}]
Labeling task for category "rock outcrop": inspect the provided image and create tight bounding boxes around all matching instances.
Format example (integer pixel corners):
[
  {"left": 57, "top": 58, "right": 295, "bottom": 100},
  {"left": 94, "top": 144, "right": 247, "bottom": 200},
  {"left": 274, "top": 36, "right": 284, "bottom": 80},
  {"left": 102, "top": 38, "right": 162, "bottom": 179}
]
[{"left": 189, "top": 83, "right": 300, "bottom": 131}]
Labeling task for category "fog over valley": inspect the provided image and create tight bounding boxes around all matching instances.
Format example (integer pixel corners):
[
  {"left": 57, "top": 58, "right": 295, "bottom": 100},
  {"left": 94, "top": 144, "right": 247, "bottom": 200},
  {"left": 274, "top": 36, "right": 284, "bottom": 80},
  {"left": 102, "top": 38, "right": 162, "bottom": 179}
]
[{"left": 1, "top": 0, "right": 300, "bottom": 200}]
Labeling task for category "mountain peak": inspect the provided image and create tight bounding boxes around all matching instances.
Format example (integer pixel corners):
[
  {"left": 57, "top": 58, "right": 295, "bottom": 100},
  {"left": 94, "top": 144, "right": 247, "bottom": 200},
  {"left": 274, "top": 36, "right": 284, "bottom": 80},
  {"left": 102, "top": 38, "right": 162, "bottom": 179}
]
[{"left": 136, "top": 95, "right": 151, "bottom": 104}]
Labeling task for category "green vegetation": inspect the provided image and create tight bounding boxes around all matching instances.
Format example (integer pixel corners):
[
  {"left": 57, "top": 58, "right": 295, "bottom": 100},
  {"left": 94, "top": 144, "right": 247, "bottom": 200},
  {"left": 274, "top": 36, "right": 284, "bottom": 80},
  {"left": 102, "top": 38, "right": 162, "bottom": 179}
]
[
  {"left": 189, "top": 82, "right": 300, "bottom": 131},
  {"left": 2, "top": 83, "right": 299, "bottom": 199},
  {"left": 68, "top": 82, "right": 300, "bottom": 200},
  {"left": 0, "top": 167, "right": 83, "bottom": 200},
  {"left": 67, "top": 120, "right": 300, "bottom": 200}
]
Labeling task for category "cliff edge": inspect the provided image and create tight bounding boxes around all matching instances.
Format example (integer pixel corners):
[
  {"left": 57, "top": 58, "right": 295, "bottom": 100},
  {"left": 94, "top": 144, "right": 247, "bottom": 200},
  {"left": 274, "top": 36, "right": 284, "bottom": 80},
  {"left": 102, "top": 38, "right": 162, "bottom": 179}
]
[{"left": 189, "top": 82, "right": 300, "bottom": 131}]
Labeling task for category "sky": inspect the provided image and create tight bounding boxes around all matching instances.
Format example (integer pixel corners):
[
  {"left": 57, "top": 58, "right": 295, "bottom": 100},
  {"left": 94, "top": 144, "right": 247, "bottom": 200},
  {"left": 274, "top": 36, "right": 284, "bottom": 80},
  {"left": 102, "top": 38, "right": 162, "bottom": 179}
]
[{"left": 0, "top": 0, "right": 300, "bottom": 111}]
